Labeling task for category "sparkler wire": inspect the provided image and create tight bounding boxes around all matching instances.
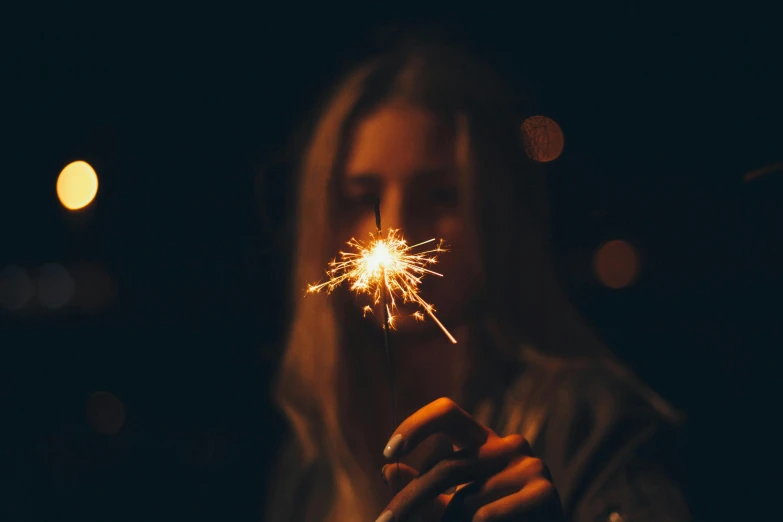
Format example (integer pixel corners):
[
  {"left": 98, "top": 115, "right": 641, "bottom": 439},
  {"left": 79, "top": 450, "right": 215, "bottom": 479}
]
[
  {"left": 307, "top": 196, "right": 456, "bottom": 495},
  {"left": 376, "top": 197, "right": 400, "bottom": 495}
]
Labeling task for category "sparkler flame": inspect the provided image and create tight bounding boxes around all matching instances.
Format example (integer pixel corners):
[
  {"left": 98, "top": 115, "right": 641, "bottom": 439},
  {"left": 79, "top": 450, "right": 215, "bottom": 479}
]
[{"left": 307, "top": 228, "right": 457, "bottom": 344}]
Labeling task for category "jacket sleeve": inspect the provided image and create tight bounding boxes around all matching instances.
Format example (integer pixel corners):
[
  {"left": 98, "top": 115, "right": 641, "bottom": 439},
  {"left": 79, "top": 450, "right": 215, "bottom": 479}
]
[
  {"left": 572, "top": 444, "right": 691, "bottom": 522},
  {"left": 527, "top": 362, "right": 691, "bottom": 522}
]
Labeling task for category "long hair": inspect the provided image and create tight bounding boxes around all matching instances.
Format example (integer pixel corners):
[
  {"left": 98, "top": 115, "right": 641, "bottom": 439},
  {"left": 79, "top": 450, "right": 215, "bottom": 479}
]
[{"left": 271, "top": 38, "right": 609, "bottom": 522}]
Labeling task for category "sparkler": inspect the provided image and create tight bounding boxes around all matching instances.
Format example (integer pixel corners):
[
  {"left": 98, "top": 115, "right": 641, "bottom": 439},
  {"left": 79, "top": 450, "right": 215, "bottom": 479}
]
[
  {"left": 306, "top": 198, "right": 456, "bottom": 494},
  {"left": 305, "top": 203, "right": 457, "bottom": 344}
]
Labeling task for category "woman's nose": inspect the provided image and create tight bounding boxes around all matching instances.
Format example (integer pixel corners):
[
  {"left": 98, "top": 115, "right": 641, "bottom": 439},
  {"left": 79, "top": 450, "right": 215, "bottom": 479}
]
[{"left": 379, "top": 186, "right": 406, "bottom": 231}]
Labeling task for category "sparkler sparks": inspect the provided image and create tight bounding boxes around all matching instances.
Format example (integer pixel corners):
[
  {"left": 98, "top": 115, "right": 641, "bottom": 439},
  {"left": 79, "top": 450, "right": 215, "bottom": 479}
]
[{"left": 306, "top": 229, "right": 457, "bottom": 344}]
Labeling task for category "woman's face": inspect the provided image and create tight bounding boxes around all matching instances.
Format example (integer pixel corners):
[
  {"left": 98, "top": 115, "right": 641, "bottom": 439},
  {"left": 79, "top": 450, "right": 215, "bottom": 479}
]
[{"left": 337, "top": 103, "right": 480, "bottom": 333}]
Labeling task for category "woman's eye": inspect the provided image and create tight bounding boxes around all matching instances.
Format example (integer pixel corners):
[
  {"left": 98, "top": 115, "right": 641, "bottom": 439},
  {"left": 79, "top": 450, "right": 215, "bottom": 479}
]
[{"left": 343, "top": 193, "right": 377, "bottom": 209}]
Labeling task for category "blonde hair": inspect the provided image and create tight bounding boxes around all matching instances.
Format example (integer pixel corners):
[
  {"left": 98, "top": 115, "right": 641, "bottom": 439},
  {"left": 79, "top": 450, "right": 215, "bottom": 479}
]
[{"left": 271, "top": 41, "right": 609, "bottom": 522}]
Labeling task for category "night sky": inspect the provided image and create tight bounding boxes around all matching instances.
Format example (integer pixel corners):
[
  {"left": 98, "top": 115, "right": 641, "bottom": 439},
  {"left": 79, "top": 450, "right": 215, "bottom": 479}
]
[{"left": 2, "top": 6, "right": 780, "bottom": 521}]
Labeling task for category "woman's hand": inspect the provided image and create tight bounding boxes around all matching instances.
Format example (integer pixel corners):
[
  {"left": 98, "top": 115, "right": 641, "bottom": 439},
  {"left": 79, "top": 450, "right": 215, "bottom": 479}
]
[{"left": 376, "top": 398, "right": 563, "bottom": 522}]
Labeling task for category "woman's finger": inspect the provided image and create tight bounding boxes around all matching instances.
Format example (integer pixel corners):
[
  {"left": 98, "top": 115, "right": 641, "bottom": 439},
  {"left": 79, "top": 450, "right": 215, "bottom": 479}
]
[
  {"left": 382, "top": 462, "right": 418, "bottom": 491},
  {"left": 383, "top": 397, "right": 491, "bottom": 460},
  {"left": 380, "top": 436, "right": 524, "bottom": 522},
  {"left": 469, "top": 479, "right": 562, "bottom": 522},
  {"left": 443, "top": 455, "right": 547, "bottom": 519},
  {"left": 380, "top": 462, "right": 450, "bottom": 522}
]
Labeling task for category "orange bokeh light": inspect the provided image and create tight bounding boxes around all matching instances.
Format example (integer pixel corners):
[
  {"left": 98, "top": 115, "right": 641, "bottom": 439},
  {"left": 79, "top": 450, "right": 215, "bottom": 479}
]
[
  {"left": 85, "top": 391, "right": 126, "bottom": 435},
  {"left": 522, "top": 115, "right": 565, "bottom": 163},
  {"left": 593, "top": 240, "right": 640, "bottom": 289}
]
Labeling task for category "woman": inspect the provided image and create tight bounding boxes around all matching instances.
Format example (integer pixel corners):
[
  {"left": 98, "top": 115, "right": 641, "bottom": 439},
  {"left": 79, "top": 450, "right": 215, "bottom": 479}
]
[{"left": 267, "top": 37, "right": 690, "bottom": 522}]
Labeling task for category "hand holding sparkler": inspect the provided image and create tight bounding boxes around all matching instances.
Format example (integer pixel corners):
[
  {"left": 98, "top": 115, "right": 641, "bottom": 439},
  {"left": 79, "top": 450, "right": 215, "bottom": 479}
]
[{"left": 306, "top": 198, "right": 457, "bottom": 497}]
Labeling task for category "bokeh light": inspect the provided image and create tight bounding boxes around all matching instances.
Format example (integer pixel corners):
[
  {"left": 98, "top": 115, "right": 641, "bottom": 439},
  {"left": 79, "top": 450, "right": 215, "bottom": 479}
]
[
  {"left": 593, "top": 240, "right": 640, "bottom": 289},
  {"left": 522, "top": 115, "right": 565, "bottom": 163},
  {"left": 56, "top": 160, "right": 99, "bottom": 210},
  {"left": 37, "top": 263, "right": 75, "bottom": 309},
  {"left": 0, "top": 265, "right": 34, "bottom": 311},
  {"left": 86, "top": 391, "right": 126, "bottom": 435},
  {"left": 743, "top": 161, "right": 783, "bottom": 182},
  {"left": 71, "top": 262, "right": 117, "bottom": 311}
]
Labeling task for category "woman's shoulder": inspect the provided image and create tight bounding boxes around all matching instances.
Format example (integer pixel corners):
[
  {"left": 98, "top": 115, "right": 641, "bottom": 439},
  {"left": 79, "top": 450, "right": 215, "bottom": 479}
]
[
  {"left": 486, "top": 345, "right": 684, "bottom": 454},
  {"left": 515, "top": 346, "right": 685, "bottom": 428},
  {"left": 499, "top": 347, "right": 688, "bottom": 516}
]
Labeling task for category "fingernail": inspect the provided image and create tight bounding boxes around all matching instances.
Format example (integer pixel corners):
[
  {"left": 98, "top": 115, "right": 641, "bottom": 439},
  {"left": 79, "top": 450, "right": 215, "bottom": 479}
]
[
  {"left": 380, "top": 464, "right": 389, "bottom": 483},
  {"left": 383, "top": 434, "right": 404, "bottom": 459},
  {"left": 375, "top": 510, "right": 394, "bottom": 522}
]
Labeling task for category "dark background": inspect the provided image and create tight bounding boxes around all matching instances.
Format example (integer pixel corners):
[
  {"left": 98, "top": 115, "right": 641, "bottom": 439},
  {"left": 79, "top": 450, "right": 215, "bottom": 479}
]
[{"left": 2, "top": 5, "right": 780, "bottom": 522}]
